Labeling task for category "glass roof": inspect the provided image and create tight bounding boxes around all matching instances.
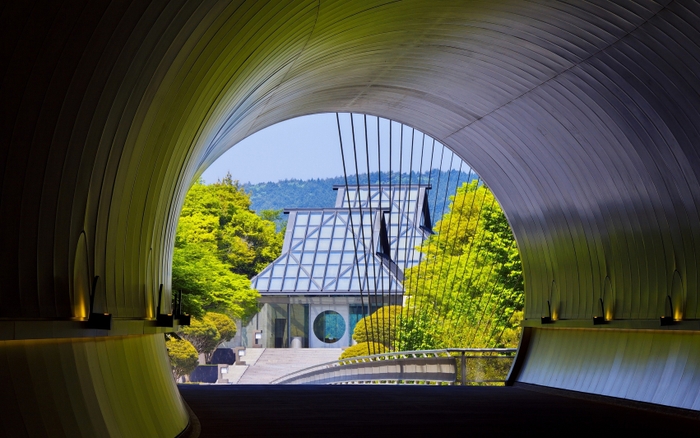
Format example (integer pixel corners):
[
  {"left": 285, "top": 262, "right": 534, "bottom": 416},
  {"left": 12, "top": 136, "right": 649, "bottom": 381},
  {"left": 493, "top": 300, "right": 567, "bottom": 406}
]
[
  {"left": 251, "top": 185, "right": 431, "bottom": 295},
  {"left": 335, "top": 185, "right": 432, "bottom": 268}
]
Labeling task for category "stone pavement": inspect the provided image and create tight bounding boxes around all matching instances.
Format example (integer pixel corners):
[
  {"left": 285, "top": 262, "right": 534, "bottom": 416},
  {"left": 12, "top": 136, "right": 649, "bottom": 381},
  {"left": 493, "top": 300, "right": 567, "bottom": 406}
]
[
  {"left": 221, "top": 347, "right": 265, "bottom": 384},
  {"left": 235, "top": 348, "right": 342, "bottom": 384}
]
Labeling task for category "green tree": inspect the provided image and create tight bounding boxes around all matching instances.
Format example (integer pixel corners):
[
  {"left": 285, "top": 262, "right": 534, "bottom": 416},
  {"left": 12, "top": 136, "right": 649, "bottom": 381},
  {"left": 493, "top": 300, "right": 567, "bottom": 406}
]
[
  {"left": 258, "top": 209, "right": 287, "bottom": 233},
  {"left": 396, "top": 308, "right": 444, "bottom": 351},
  {"left": 173, "top": 175, "right": 283, "bottom": 319},
  {"left": 178, "top": 312, "right": 238, "bottom": 363},
  {"left": 212, "top": 174, "right": 283, "bottom": 278},
  {"left": 165, "top": 335, "right": 199, "bottom": 380},
  {"left": 179, "top": 315, "right": 220, "bottom": 363},
  {"left": 206, "top": 312, "right": 237, "bottom": 345},
  {"left": 403, "top": 182, "right": 523, "bottom": 349},
  {"left": 172, "top": 243, "right": 256, "bottom": 319}
]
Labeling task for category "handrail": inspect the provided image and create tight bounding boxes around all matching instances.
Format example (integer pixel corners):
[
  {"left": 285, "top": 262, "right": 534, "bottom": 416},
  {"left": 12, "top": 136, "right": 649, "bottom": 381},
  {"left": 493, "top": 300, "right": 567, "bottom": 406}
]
[{"left": 271, "top": 348, "right": 517, "bottom": 385}]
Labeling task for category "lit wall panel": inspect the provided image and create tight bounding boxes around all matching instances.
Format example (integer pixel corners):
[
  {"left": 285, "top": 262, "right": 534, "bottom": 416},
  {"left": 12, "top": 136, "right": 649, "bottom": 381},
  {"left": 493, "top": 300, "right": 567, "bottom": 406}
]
[
  {"left": 519, "top": 327, "right": 700, "bottom": 410},
  {"left": 0, "top": 334, "right": 187, "bottom": 437}
]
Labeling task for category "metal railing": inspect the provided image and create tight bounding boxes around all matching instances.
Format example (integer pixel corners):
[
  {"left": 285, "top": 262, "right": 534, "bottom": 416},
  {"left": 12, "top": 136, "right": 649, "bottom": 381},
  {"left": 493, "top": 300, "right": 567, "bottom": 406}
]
[{"left": 271, "top": 348, "right": 517, "bottom": 385}]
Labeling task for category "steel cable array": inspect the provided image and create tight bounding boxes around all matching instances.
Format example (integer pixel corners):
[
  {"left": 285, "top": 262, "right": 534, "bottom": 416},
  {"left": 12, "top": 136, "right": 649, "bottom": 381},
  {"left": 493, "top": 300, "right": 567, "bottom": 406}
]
[{"left": 335, "top": 112, "right": 522, "bottom": 352}]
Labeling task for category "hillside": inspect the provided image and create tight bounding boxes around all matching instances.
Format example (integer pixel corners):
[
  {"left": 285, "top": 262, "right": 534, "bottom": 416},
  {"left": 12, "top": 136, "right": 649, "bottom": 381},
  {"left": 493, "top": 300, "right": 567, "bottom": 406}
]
[{"left": 243, "top": 170, "right": 477, "bottom": 218}]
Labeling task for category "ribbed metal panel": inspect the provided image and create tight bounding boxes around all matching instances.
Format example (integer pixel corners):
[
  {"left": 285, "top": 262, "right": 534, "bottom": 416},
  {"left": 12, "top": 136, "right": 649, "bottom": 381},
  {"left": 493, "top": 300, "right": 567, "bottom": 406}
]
[
  {"left": 519, "top": 328, "right": 700, "bottom": 410},
  {"left": 1, "top": 0, "right": 700, "bottom": 416},
  {"left": 2, "top": 0, "right": 698, "bottom": 323},
  {"left": 0, "top": 334, "right": 188, "bottom": 437}
]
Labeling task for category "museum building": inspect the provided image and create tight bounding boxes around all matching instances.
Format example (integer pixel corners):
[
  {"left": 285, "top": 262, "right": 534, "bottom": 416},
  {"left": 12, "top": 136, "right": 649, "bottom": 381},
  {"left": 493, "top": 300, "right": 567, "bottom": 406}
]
[{"left": 241, "top": 184, "right": 433, "bottom": 348}]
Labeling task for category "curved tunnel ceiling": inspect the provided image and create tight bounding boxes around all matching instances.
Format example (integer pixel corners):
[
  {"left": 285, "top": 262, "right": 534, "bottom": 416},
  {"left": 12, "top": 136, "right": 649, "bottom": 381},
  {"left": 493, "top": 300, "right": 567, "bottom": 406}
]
[{"left": 1, "top": 0, "right": 699, "bottom": 330}]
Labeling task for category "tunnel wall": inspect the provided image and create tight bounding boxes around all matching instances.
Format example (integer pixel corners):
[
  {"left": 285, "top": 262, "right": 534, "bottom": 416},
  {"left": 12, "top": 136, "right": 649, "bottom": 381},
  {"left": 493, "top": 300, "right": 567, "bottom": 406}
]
[
  {"left": 0, "top": 334, "right": 188, "bottom": 437},
  {"left": 518, "top": 328, "right": 700, "bottom": 410},
  {"left": 2, "top": 0, "right": 698, "bottom": 323},
  {"left": 2, "top": 0, "right": 700, "bottom": 433}
]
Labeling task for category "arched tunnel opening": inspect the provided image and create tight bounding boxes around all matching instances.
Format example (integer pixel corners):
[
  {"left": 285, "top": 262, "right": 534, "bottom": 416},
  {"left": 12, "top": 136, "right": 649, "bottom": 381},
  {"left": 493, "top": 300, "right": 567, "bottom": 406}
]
[
  {"left": 2, "top": 1, "right": 700, "bottom": 436},
  {"left": 172, "top": 113, "right": 525, "bottom": 386}
]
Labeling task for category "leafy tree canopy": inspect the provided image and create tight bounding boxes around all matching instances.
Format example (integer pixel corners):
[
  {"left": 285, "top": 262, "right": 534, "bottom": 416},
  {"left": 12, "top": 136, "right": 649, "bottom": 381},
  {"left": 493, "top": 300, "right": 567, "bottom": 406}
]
[
  {"left": 179, "top": 315, "right": 220, "bottom": 359},
  {"left": 165, "top": 335, "right": 199, "bottom": 380},
  {"left": 178, "top": 312, "right": 237, "bottom": 363},
  {"left": 396, "top": 307, "right": 444, "bottom": 351},
  {"left": 402, "top": 181, "right": 524, "bottom": 349},
  {"left": 206, "top": 312, "right": 237, "bottom": 344},
  {"left": 173, "top": 174, "right": 283, "bottom": 319}
]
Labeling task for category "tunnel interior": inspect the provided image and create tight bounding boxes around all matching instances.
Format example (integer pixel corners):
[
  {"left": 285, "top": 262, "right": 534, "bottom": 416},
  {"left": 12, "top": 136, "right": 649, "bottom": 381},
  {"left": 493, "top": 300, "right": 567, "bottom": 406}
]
[{"left": 2, "top": 0, "right": 700, "bottom": 436}]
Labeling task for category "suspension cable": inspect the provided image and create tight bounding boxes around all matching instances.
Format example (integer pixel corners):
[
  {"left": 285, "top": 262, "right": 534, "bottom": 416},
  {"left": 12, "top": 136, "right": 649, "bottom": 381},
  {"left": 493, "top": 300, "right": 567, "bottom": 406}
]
[
  {"left": 410, "top": 138, "right": 438, "bottom": 347},
  {"left": 414, "top": 143, "right": 446, "bottom": 328},
  {"left": 448, "top": 190, "right": 498, "bottom": 345},
  {"left": 337, "top": 113, "right": 373, "bottom": 356},
  {"left": 386, "top": 119, "right": 394, "bottom": 350},
  {"left": 393, "top": 121, "right": 405, "bottom": 347},
  {"left": 375, "top": 116, "right": 389, "bottom": 348},
  {"left": 405, "top": 132, "right": 429, "bottom": 342},
  {"left": 361, "top": 114, "right": 383, "bottom": 350},
  {"left": 401, "top": 127, "right": 416, "bottom": 336},
  {"left": 468, "top": 239, "right": 518, "bottom": 346},
  {"left": 420, "top": 151, "right": 457, "bottom": 323},
  {"left": 454, "top": 238, "right": 506, "bottom": 346},
  {"left": 434, "top": 174, "right": 484, "bottom": 333},
  {"left": 350, "top": 114, "right": 379, "bottom": 354},
  {"left": 429, "top": 162, "right": 470, "bottom": 330},
  {"left": 410, "top": 144, "right": 450, "bottom": 347},
  {"left": 490, "top": 291, "right": 521, "bottom": 347},
  {"left": 431, "top": 167, "right": 476, "bottom": 329}
]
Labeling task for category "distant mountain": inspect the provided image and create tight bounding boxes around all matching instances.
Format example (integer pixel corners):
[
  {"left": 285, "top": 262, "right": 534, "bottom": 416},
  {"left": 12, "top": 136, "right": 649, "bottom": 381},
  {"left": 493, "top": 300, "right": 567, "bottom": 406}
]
[{"left": 242, "top": 170, "right": 478, "bottom": 220}]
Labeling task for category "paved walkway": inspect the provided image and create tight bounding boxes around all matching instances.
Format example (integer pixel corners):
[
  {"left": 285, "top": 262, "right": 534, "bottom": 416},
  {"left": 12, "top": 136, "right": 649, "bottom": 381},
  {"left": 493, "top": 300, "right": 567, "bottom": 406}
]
[
  {"left": 179, "top": 384, "right": 700, "bottom": 437},
  {"left": 222, "top": 348, "right": 266, "bottom": 384},
  {"left": 236, "top": 348, "right": 342, "bottom": 384}
]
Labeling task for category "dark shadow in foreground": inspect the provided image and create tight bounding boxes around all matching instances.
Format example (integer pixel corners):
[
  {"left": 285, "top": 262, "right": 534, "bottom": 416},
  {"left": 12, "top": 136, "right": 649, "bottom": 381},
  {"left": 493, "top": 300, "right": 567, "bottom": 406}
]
[{"left": 179, "top": 384, "right": 700, "bottom": 437}]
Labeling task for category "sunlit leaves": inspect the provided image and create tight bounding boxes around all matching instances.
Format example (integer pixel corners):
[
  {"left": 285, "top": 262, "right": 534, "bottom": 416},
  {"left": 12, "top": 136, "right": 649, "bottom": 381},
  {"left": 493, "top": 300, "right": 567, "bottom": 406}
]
[
  {"left": 178, "top": 312, "right": 237, "bottom": 363},
  {"left": 165, "top": 335, "right": 199, "bottom": 380},
  {"left": 172, "top": 174, "right": 283, "bottom": 320},
  {"left": 403, "top": 182, "right": 524, "bottom": 348}
]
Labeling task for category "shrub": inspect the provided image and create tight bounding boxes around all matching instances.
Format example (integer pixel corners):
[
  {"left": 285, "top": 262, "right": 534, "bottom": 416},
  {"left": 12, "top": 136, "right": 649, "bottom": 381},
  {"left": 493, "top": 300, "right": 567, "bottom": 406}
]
[
  {"left": 351, "top": 305, "right": 401, "bottom": 347},
  {"left": 339, "top": 342, "right": 388, "bottom": 360},
  {"left": 166, "top": 335, "right": 199, "bottom": 380},
  {"left": 206, "top": 312, "right": 237, "bottom": 343},
  {"left": 179, "top": 312, "right": 238, "bottom": 363}
]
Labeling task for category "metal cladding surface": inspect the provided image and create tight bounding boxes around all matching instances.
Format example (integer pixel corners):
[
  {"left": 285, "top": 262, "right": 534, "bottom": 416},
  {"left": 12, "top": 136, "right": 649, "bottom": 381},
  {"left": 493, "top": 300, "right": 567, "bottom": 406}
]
[
  {"left": 1, "top": 0, "right": 700, "bottom": 422},
  {"left": 0, "top": 335, "right": 188, "bottom": 437}
]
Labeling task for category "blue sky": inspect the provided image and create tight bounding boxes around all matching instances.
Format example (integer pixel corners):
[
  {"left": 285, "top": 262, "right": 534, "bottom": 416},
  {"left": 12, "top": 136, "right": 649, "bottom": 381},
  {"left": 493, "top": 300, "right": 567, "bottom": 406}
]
[
  {"left": 201, "top": 113, "right": 343, "bottom": 184},
  {"left": 200, "top": 113, "right": 464, "bottom": 184}
]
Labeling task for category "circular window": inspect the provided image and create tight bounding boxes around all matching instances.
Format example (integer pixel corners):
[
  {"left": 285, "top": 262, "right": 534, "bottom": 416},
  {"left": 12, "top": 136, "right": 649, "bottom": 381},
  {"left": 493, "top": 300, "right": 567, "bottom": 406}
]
[{"left": 313, "top": 311, "right": 346, "bottom": 344}]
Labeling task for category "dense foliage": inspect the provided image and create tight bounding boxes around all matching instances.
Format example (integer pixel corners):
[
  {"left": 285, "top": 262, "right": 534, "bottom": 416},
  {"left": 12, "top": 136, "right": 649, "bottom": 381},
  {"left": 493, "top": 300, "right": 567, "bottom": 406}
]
[
  {"left": 351, "top": 305, "right": 401, "bottom": 349},
  {"left": 179, "top": 312, "right": 238, "bottom": 363},
  {"left": 339, "top": 342, "right": 388, "bottom": 360},
  {"left": 402, "top": 181, "right": 524, "bottom": 349},
  {"left": 172, "top": 174, "right": 283, "bottom": 319},
  {"left": 343, "top": 182, "right": 523, "bottom": 353},
  {"left": 165, "top": 335, "right": 199, "bottom": 380},
  {"left": 348, "top": 183, "right": 522, "bottom": 351}
]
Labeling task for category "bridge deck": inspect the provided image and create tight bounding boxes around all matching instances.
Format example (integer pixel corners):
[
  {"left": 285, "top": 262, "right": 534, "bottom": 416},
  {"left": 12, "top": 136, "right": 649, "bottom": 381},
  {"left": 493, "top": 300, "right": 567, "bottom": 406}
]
[{"left": 179, "top": 384, "right": 699, "bottom": 437}]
